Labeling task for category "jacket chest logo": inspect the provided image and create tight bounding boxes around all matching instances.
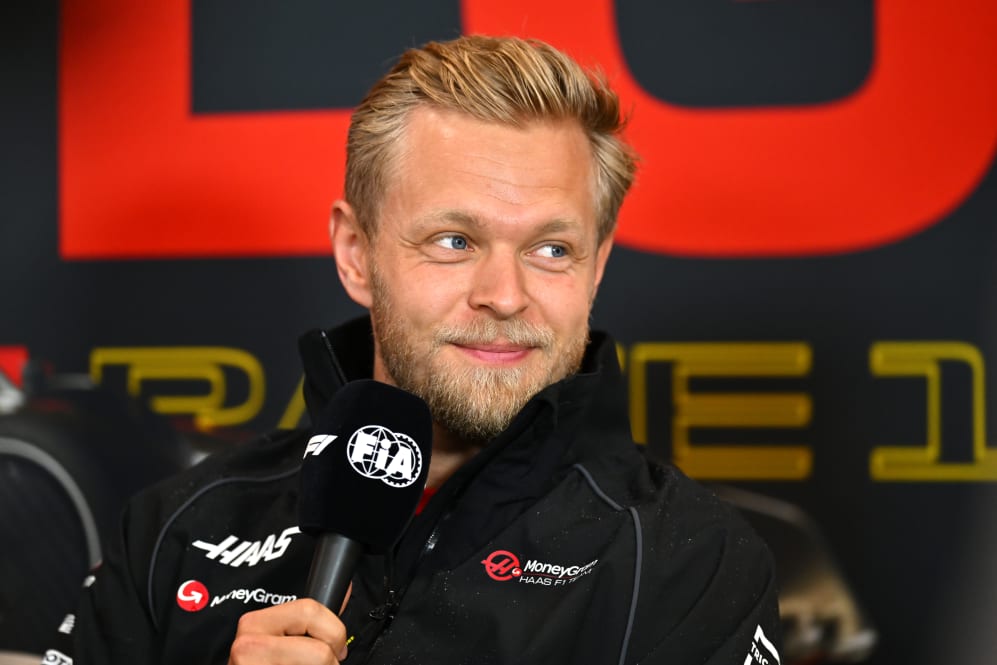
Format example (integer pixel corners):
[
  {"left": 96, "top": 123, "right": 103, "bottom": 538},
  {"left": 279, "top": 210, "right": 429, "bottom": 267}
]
[
  {"left": 191, "top": 526, "right": 301, "bottom": 567},
  {"left": 174, "top": 579, "right": 297, "bottom": 612},
  {"left": 481, "top": 549, "right": 598, "bottom": 587}
]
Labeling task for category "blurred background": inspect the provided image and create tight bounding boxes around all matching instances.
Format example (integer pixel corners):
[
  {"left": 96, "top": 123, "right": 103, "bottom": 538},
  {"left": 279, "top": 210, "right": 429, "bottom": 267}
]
[{"left": 2, "top": 1, "right": 996, "bottom": 662}]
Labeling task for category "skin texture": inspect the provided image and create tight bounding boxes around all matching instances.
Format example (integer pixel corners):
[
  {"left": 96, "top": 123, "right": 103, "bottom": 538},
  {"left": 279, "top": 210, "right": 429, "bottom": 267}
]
[
  {"left": 228, "top": 107, "right": 613, "bottom": 662},
  {"left": 228, "top": 597, "right": 349, "bottom": 664},
  {"left": 335, "top": 107, "right": 613, "bottom": 460}
]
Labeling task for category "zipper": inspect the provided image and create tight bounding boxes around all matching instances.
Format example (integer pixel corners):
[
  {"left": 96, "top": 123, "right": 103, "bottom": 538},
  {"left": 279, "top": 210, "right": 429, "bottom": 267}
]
[
  {"left": 361, "top": 413, "right": 533, "bottom": 658},
  {"left": 357, "top": 550, "right": 399, "bottom": 661},
  {"left": 359, "top": 511, "right": 450, "bottom": 661},
  {"left": 366, "top": 511, "right": 445, "bottom": 625},
  {"left": 420, "top": 520, "right": 443, "bottom": 558},
  {"left": 367, "top": 554, "right": 398, "bottom": 625},
  {"left": 367, "top": 588, "right": 399, "bottom": 622}
]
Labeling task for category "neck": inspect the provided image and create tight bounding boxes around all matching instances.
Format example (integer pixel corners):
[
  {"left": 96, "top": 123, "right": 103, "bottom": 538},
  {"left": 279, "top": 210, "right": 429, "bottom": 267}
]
[{"left": 426, "top": 422, "right": 481, "bottom": 489}]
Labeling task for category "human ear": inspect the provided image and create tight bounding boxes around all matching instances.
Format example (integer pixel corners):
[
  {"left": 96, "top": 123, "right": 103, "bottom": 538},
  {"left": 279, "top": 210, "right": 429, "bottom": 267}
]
[{"left": 330, "top": 200, "right": 373, "bottom": 309}]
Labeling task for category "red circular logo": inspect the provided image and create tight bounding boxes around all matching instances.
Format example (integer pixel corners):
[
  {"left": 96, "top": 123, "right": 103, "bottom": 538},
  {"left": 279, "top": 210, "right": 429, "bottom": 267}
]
[
  {"left": 176, "top": 579, "right": 209, "bottom": 612},
  {"left": 481, "top": 550, "right": 522, "bottom": 582}
]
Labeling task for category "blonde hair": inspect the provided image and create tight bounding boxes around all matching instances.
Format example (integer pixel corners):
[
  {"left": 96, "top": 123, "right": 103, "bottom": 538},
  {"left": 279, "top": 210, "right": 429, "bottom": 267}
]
[{"left": 344, "top": 35, "right": 637, "bottom": 243}]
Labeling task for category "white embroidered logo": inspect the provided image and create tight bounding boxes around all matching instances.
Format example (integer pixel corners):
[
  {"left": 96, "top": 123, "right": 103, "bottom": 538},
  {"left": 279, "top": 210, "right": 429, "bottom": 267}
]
[
  {"left": 192, "top": 526, "right": 301, "bottom": 567},
  {"left": 346, "top": 425, "right": 422, "bottom": 487},
  {"left": 745, "top": 624, "right": 780, "bottom": 665},
  {"left": 305, "top": 434, "right": 337, "bottom": 457}
]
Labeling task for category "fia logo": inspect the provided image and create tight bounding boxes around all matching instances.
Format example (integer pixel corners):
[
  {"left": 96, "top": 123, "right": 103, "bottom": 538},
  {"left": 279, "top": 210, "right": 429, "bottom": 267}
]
[{"left": 347, "top": 425, "right": 422, "bottom": 487}]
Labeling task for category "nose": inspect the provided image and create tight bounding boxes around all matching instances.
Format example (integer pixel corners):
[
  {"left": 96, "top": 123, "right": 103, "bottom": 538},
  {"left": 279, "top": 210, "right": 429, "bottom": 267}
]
[{"left": 467, "top": 250, "right": 530, "bottom": 319}]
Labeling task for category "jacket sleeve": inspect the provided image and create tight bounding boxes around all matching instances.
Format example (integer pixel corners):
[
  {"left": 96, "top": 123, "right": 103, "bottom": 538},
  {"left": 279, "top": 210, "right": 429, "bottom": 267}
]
[
  {"left": 628, "top": 504, "right": 783, "bottom": 665},
  {"left": 42, "top": 499, "right": 160, "bottom": 664}
]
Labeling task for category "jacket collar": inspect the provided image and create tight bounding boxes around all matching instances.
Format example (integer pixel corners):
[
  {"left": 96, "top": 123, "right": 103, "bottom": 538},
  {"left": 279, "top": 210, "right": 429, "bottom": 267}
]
[
  {"left": 299, "top": 316, "right": 638, "bottom": 584},
  {"left": 299, "top": 316, "right": 632, "bottom": 462}
]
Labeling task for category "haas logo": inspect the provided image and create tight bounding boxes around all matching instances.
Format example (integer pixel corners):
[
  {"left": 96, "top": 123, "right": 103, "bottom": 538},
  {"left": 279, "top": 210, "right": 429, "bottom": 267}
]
[
  {"left": 347, "top": 425, "right": 422, "bottom": 487},
  {"left": 481, "top": 550, "right": 523, "bottom": 581},
  {"left": 176, "top": 579, "right": 210, "bottom": 612}
]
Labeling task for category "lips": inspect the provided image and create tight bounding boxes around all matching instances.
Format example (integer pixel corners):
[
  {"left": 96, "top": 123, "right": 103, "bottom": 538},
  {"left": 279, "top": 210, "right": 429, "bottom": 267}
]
[
  {"left": 452, "top": 343, "right": 534, "bottom": 365},
  {"left": 434, "top": 319, "right": 553, "bottom": 366}
]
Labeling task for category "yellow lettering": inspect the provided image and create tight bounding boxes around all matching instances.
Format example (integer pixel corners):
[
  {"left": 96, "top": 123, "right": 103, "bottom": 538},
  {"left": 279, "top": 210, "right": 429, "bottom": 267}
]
[
  {"left": 277, "top": 377, "right": 307, "bottom": 430},
  {"left": 90, "top": 347, "right": 265, "bottom": 429},
  {"left": 629, "top": 342, "right": 812, "bottom": 480},
  {"left": 870, "top": 341, "right": 996, "bottom": 481}
]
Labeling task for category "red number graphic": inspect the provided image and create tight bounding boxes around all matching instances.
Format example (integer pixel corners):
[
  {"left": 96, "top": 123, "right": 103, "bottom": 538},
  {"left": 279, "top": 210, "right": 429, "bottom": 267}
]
[
  {"left": 463, "top": 0, "right": 997, "bottom": 256},
  {"left": 60, "top": 1, "right": 997, "bottom": 258},
  {"left": 60, "top": 2, "right": 351, "bottom": 259}
]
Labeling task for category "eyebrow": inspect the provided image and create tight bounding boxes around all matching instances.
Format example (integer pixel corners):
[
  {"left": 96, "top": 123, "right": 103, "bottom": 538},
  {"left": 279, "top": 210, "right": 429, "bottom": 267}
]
[
  {"left": 534, "top": 219, "right": 583, "bottom": 236},
  {"left": 411, "top": 210, "right": 479, "bottom": 232},
  {"left": 411, "top": 210, "right": 584, "bottom": 236}
]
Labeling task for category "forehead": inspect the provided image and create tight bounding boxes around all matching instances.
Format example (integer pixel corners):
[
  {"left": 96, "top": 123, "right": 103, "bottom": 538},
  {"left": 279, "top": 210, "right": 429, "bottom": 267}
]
[{"left": 380, "top": 107, "right": 598, "bottom": 230}]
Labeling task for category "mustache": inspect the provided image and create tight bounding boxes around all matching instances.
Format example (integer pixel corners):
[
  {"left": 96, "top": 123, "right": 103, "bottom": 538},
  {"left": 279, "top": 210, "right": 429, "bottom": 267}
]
[{"left": 434, "top": 318, "right": 555, "bottom": 349}]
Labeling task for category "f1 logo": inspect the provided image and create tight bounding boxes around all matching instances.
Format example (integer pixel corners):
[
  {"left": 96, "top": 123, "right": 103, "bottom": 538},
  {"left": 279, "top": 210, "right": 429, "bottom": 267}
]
[{"left": 304, "top": 434, "right": 337, "bottom": 457}]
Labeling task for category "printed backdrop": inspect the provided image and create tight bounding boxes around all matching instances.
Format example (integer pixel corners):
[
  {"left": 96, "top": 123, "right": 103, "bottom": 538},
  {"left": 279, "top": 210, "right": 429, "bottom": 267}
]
[{"left": 2, "top": 2, "right": 997, "bottom": 663}]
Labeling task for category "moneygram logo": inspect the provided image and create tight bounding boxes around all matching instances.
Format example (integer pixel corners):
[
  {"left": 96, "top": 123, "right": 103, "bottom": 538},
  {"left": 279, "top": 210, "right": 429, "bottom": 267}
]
[
  {"left": 347, "top": 425, "right": 422, "bottom": 487},
  {"left": 481, "top": 550, "right": 523, "bottom": 581},
  {"left": 176, "top": 579, "right": 210, "bottom": 612},
  {"left": 209, "top": 586, "right": 297, "bottom": 609},
  {"left": 482, "top": 550, "right": 600, "bottom": 587}
]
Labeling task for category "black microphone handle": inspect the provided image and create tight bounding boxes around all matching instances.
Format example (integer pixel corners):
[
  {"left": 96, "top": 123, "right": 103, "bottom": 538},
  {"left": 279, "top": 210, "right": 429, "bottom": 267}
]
[{"left": 305, "top": 534, "right": 364, "bottom": 613}]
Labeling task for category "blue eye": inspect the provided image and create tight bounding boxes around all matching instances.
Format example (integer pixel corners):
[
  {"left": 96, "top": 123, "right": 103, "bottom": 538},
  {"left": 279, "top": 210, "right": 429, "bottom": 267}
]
[
  {"left": 436, "top": 235, "right": 469, "bottom": 250},
  {"left": 537, "top": 244, "right": 567, "bottom": 258}
]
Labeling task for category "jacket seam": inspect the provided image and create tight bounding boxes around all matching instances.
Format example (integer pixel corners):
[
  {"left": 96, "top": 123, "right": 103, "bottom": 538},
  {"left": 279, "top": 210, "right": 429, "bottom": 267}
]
[
  {"left": 146, "top": 465, "right": 301, "bottom": 629},
  {"left": 572, "top": 463, "right": 643, "bottom": 665}
]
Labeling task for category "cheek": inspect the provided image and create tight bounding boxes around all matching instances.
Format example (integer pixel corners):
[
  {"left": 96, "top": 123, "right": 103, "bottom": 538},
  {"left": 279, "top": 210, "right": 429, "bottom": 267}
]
[
  {"left": 534, "top": 282, "right": 595, "bottom": 331},
  {"left": 397, "top": 268, "right": 468, "bottom": 323}
]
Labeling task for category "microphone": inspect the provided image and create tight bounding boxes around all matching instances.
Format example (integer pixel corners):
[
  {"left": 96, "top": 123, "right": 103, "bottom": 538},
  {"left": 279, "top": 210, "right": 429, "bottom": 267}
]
[{"left": 298, "top": 379, "right": 433, "bottom": 612}]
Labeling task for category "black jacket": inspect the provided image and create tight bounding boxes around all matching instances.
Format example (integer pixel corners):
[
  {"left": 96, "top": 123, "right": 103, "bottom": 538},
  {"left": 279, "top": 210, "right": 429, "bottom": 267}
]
[{"left": 48, "top": 318, "right": 782, "bottom": 664}]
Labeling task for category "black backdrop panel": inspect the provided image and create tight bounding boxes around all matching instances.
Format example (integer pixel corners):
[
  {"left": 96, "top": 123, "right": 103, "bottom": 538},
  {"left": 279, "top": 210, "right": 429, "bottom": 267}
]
[{"left": 2, "top": 2, "right": 997, "bottom": 663}]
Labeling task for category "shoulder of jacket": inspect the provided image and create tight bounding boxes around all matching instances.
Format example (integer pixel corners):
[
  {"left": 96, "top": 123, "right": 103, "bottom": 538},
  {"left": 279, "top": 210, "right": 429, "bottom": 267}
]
[
  {"left": 621, "top": 463, "right": 783, "bottom": 664},
  {"left": 638, "top": 461, "right": 777, "bottom": 580},
  {"left": 120, "top": 429, "right": 307, "bottom": 543},
  {"left": 576, "top": 449, "right": 770, "bottom": 556}
]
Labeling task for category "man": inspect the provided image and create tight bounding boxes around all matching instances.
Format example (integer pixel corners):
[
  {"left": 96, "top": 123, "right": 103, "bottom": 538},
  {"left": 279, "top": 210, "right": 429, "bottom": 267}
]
[{"left": 47, "top": 35, "right": 781, "bottom": 664}]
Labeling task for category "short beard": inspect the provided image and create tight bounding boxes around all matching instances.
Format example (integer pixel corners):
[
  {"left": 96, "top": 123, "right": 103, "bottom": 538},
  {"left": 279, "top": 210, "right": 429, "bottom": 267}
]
[{"left": 370, "top": 266, "right": 588, "bottom": 442}]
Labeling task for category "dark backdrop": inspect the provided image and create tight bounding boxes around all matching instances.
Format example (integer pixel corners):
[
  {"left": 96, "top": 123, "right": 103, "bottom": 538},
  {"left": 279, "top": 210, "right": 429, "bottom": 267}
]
[{"left": 3, "top": 2, "right": 997, "bottom": 663}]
